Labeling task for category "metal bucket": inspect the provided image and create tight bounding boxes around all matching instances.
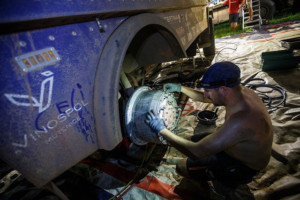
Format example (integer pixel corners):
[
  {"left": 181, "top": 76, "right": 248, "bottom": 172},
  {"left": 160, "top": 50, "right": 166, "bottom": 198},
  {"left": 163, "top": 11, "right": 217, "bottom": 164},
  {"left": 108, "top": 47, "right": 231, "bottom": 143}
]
[
  {"left": 125, "top": 86, "right": 181, "bottom": 145},
  {"left": 197, "top": 110, "right": 218, "bottom": 125}
]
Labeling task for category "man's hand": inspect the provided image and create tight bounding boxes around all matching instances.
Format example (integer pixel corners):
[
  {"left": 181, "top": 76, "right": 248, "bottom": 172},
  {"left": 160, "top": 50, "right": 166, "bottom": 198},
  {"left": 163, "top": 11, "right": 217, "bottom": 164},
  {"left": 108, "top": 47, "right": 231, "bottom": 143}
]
[
  {"left": 145, "top": 110, "right": 166, "bottom": 135},
  {"left": 242, "top": 0, "right": 246, "bottom": 8},
  {"left": 163, "top": 83, "right": 181, "bottom": 93}
]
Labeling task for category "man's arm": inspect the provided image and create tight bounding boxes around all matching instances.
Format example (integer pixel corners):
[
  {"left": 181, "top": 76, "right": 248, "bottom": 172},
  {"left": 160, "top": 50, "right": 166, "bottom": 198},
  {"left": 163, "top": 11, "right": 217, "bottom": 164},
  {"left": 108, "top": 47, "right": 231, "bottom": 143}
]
[
  {"left": 159, "top": 128, "right": 200, "bottom": 160},
  {"left": 159, "top": 114, "right": 251, "bottom": 160},
  {"left": 145, "top": 110, "right": 223, "bottom": 159},
  {"left": 163, "top": 83, "right": 211, "bottom": 103},
  {"left": 159, "top": 128, "right": 227, "bottom": 160},
  {"left": 181, "top": 86, "right": 211, "bottom": 103}
]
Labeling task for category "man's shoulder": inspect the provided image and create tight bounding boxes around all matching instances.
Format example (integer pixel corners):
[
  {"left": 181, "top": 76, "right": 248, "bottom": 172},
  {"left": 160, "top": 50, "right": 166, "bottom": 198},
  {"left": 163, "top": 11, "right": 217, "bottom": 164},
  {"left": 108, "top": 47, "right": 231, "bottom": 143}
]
[
  {"left": 219, "top": 113, "right": 255, "bottom": 143},
  {"left": 228, "top": 108, "right": 270, "bottom": 137},
  {"left": 227, "top": 109, "right": 261, "bottom": 127}
]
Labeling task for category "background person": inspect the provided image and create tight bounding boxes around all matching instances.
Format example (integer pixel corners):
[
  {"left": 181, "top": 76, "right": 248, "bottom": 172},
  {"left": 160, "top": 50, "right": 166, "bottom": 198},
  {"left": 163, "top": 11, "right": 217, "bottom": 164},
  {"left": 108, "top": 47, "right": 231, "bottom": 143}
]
[
  {"left": 223, "top": 0, "right": 243, "bottom": 31},
  {"left": 243, "top": 0, "right": 253, "bottom": 21}
]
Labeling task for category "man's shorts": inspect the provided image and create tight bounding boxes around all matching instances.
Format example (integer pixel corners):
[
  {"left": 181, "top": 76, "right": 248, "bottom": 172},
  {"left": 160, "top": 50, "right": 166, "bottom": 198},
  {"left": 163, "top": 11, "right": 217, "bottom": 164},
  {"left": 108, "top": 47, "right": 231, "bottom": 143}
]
[
  {"left": 185, "top": 132, "right": 259, "bottom": 187},
  {"left": 229, "top": 13, "right": 239, "bottom": 23},
  {"left": 246, "top": 0, "right": 252, "bottom": 8}
]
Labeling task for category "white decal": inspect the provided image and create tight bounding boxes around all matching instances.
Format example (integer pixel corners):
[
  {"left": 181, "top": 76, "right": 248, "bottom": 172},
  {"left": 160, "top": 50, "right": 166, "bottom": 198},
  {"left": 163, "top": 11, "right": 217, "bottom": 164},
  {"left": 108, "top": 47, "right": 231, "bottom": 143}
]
[
  {"left": 4, "top": 71, "right": 54, "bottom": 113},
  {"left": 12, "top": 134, "right": 28, "bottom": 148}
]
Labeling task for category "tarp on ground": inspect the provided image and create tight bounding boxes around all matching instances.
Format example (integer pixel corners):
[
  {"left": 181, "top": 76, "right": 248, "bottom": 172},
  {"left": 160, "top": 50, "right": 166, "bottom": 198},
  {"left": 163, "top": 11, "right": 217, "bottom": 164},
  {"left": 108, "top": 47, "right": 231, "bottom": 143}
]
[{"left": 74, "top": 21, "right": 300, "bottom": 200}]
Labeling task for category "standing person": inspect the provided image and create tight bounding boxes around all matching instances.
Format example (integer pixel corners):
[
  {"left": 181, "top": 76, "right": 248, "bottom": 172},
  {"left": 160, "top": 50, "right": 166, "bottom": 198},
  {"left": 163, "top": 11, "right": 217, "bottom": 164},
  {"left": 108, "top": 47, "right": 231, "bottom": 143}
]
[
  {"left": 145, "top": 62, "right": 273, "bottom": 197},
  {"left": 243, "top": 0, "right": 253, "bottom": 21},
  {"left": 223, "top": 0, "right": 243, "bottom": 31}
]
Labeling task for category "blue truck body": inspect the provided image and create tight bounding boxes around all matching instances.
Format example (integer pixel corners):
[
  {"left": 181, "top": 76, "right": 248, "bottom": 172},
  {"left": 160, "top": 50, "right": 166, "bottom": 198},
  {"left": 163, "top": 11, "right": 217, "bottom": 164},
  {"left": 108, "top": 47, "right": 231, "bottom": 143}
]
[{"left": 0, "top": 0, "right": 212, "bottom": 187}]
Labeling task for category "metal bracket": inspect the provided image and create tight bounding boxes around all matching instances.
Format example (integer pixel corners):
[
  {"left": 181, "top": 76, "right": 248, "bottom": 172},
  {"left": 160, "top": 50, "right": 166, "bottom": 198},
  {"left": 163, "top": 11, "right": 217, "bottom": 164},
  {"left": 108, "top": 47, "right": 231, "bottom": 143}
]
[
  {"left": 96, "top": 18, "right": 105, "bottom": 33},
  {"left": 45, "top": 181, "right": 69, "bottom": 200}
]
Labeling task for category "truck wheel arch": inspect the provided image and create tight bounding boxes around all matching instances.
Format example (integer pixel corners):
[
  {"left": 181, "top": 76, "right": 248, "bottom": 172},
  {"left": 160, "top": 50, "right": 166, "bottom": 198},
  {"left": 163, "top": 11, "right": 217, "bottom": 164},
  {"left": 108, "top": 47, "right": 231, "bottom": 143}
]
[{"left": 93, "top": 13, "right": 186, "bottom": 150}]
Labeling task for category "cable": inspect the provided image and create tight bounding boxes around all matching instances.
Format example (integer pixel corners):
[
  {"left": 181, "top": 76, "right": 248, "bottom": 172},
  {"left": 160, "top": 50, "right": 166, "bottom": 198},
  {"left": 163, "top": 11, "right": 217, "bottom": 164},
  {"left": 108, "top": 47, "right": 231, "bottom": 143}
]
[
  {"left": 243, "top": 77, "right": 266, "bottom": 87},
  {"left": 214, "top": 26, "right": 284, "bottom": 64},
  {"left": 115, "top": 183, "right": 135, "bottom": 200},
  {"left": 242, "top": 78, "right": 286, "bottom": 112},
  {"left": 214, "top": 42, "right": 256, "bottom": 64},
  {"left": 214, "top": 45, "right": 238, "bottom": 62},
  {"left": 108, "top": 145, "right": 149, "bottom": 200}
]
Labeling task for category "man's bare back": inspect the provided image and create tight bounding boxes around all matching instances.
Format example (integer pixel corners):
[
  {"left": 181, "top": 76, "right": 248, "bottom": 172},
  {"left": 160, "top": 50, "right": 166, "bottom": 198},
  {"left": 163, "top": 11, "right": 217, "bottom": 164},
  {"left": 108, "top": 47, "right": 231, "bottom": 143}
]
[{"left": 222, "top": 86, "right": 273, "bottom": 170}]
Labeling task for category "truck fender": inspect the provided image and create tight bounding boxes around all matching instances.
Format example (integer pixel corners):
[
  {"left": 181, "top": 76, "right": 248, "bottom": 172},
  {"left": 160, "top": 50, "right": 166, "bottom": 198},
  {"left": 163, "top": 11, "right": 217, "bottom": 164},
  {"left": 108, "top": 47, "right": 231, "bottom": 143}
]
[{"left": 93, "top": 13, "right": 186, "bottom": 150}]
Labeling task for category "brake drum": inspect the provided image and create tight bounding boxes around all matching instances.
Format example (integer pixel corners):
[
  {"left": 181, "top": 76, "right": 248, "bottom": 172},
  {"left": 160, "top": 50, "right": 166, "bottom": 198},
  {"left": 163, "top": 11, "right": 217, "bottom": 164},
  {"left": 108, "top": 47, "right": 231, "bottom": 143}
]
[{"left": 125, "top": 86, "right": 181, "bottom": 145}]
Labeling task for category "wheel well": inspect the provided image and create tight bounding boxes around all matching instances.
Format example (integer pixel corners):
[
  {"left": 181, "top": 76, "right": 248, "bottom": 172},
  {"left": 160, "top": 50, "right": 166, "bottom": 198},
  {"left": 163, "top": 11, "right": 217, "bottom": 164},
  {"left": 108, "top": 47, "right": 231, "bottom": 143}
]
[
  {"left": 119, "top": 25, "right": 186, "bottom": 138},
  {"left": 94, "top": 13, "right": 186, "bottom": 150},
  {"left": 127, "top": 25, "right": 185, "bottom": 67}
]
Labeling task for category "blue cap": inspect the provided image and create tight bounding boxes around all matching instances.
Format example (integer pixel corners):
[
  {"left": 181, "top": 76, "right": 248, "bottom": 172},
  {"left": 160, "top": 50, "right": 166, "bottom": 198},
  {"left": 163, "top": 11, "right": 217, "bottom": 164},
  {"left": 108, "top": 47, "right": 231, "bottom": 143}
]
[{"left": 198, "top": 62, "right": 241, "bottom": 89}]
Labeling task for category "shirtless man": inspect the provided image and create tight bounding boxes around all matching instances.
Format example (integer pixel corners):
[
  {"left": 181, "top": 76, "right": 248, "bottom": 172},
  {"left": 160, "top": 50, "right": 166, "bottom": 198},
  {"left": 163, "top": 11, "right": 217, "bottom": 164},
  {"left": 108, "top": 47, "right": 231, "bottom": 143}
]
[{"left": 145, "top": 62, "right": 273, "bottom": 187}]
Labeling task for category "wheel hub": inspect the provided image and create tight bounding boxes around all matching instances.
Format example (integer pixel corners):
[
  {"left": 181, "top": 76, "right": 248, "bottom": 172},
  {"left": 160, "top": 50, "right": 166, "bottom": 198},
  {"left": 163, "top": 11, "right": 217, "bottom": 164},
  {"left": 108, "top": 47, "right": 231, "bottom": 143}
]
[{"left": 125, "top": 86, "right": 181, "bottom": 145}]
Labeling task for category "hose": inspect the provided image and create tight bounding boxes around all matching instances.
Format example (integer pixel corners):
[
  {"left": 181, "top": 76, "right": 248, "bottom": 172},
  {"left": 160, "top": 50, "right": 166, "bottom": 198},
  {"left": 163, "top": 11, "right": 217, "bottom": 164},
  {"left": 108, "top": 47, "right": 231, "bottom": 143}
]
[
  {"left": 108, "top": 145, "right": 149, "bottom": 200},
  {"left": 242, "top": 78, "right": 286, "bottom": 112}
]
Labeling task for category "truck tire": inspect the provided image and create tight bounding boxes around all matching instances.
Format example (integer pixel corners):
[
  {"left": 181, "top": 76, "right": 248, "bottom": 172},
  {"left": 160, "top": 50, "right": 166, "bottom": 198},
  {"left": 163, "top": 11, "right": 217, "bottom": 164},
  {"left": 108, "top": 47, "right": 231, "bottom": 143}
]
[
  {"left": 260, "top": 0, "right": 275, "bottom": 20},
  {"left": 203, "top": 15, "right": 215, "bottom": 57}
]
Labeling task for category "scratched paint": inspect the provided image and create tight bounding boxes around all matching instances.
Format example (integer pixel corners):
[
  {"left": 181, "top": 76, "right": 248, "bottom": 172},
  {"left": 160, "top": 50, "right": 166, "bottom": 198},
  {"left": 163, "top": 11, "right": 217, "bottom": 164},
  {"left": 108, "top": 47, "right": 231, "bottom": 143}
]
[
  {"left": 32, "top": 80, "right": 96, "bottom": 146},
  {"left": 45, "top": 116, "right": 82, "bottom": 145},
  {"left": 0, "top": 19, "right": 112, "bottom": 187},
  {"left": 4, "top": 69, "right": 93, "bottom": 148},
  {"left": 32, "top": 99, "right": 90, "bottom": 146},
  {"left": 71, "top": 83, "right": 95, "bottom": 143},
  {"left": 158, "top": 7, "right": 207, "bottom": 49}
]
